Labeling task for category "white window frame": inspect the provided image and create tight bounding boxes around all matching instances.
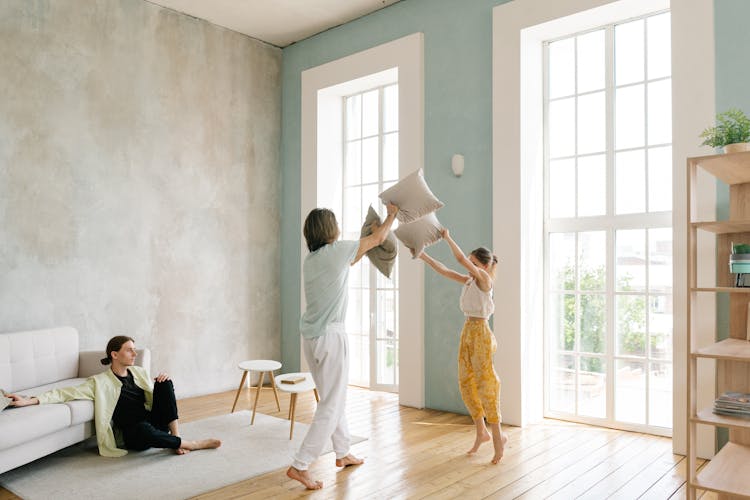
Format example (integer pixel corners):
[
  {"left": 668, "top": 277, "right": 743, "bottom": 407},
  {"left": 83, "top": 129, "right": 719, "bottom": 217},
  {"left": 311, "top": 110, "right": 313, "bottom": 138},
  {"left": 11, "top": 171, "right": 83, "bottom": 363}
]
[
  {"left": 492, "top": 0, "right": 716, "bottom": 457},
  {"left": 342, "top": 83, "right": 400, "bottom": 392},
  {"left": 300, "top": 33, "right": 425, "bottom": 408},
  {"left": 542, "top": 13, "right": 673, "bottom": 437}
]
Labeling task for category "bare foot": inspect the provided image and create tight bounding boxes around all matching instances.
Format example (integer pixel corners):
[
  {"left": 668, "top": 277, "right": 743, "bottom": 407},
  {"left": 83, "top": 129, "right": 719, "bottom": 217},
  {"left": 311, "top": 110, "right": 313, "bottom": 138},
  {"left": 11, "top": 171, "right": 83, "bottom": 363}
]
[
  {"left": 491, "top": 432, "right": 508, "bottom": 464},
  {"left": 181, "top": 438, "right": 222, "bottom": 451},
  {"left": 335, "top": 454, "right": 364, "bottom": 467},
  {"left": 172, "top": 432, "right": 190, "bottom": 454},
  {"left": 286, "top": 466, "right": 323, "bottom": 490},
  {"left": 467, "top": 430, "right": 491, "bottom": 454}
]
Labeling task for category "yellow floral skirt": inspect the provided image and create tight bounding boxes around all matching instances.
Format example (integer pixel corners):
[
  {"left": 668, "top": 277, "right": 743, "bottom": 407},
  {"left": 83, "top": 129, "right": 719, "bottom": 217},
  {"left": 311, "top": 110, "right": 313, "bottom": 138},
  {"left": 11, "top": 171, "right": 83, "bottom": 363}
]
[{"left": 458, "top": 318, "right": 501, "bottom": 424}]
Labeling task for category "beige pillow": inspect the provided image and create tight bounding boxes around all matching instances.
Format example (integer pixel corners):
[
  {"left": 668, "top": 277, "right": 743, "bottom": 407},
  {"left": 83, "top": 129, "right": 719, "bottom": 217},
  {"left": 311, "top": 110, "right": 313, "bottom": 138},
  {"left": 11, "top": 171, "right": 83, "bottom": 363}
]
[
  {"left": 379, "top": 168, "right": 444, "bottom": 223},
  {"left": 394, "top": 212, "right": 444, "bottom": 257},
  {"left": 360, "top": 205, "right": 398, "bottom": 278},
  {"left": 0, "top": 389, "right": 11, "bottom": 411}
]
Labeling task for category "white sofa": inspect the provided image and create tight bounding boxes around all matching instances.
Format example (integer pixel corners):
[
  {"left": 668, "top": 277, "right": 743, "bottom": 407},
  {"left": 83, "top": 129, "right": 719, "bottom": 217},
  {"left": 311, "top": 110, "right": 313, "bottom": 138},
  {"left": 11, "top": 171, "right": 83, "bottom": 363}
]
[{"left": 0, "top": 327, "right": 150, "bottom": 474}]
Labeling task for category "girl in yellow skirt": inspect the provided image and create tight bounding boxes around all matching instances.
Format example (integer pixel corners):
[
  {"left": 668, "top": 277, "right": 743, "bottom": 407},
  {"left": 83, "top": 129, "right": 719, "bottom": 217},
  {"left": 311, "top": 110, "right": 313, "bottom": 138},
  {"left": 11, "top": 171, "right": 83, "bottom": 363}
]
[{"left": 418, "top": 228, "right": 507, "bottom": 464}]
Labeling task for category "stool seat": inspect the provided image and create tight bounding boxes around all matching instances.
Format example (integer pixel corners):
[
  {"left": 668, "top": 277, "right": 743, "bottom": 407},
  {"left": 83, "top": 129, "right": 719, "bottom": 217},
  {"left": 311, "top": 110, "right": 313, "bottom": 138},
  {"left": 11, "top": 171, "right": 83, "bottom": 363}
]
[
  {"left": 238, "top": 359, "right": 282, "bottom": 372},
  {"left": 231, "top": 359, "right": 282, "bottom": 424},
  {"left": 274, "top": 372, "right": 319, "bottom": 439}
]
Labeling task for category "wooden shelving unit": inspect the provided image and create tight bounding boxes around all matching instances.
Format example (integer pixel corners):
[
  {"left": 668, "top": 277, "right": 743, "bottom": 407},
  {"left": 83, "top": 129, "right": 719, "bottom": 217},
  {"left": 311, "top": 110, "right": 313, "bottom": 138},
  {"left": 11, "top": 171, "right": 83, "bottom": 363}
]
[
  {"left": 692, "top": 442, "right": 750, "bottom": 497},
  {"left": 687, "top": 151, "right": 750, "bottom": 499}
]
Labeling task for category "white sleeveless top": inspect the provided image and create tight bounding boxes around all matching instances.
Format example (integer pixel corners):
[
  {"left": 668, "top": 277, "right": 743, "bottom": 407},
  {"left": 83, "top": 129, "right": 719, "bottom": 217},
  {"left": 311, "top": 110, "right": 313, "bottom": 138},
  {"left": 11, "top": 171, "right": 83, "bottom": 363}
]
[{"left": 460, "top": 277, "right": 494, "bottom": 319}]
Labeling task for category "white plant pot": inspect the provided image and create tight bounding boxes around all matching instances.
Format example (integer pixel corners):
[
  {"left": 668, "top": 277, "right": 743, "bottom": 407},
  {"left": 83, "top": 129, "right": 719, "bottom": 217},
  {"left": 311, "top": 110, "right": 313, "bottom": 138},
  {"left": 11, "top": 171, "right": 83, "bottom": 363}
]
[{"left": 724, "top": 142, "right": 750, "bottom": 153}]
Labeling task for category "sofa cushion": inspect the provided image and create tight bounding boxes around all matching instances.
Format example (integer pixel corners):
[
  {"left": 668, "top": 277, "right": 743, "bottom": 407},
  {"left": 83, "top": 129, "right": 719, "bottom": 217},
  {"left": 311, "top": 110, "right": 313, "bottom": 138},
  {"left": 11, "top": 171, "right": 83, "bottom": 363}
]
[
  {"left": 20, "top": 378, "right": 95, "bottom": 427},
  {"left": 0, "top": 404, "right": 72, "bottom": 450},
  {"left": 65, "top": 400, "right": 95, "bottom": 426},
  {"left": 78, "top": 349, "right": 151, "bottom": 378},
  {"left": 0, "top": 327, "right": 80, "bottom": 393},
  {"left": 23, "top": 378, "right": 88, "bottom": 397}
]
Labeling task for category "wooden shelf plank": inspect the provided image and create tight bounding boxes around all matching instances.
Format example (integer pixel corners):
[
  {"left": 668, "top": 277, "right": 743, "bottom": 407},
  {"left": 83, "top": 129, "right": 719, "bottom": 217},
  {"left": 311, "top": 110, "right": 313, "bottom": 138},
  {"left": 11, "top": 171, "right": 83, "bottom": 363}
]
[
  {"left": 693, "top": 220, "right": 750, "bottom": 233},
  {"left": 690, "top": 151, "right": 750, "bottom": 185},
  {"left": 692, "top": 338, "right": 750, "bottom": 360},
  {"left": 693, "top": 408, "right": 750, "bottom": 430},
  {"left": 692, "top": 287, "right": 750, "bottom": 294},
  {"left": 693, "top": 442, "right": 750, "bottom": 496}
]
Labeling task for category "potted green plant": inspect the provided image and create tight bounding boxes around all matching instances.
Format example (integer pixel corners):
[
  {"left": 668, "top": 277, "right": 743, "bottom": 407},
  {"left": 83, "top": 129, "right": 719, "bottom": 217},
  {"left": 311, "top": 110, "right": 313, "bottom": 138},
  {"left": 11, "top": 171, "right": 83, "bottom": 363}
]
[{"left": 700, "top": 108, "right": 750, "bottom": 153}]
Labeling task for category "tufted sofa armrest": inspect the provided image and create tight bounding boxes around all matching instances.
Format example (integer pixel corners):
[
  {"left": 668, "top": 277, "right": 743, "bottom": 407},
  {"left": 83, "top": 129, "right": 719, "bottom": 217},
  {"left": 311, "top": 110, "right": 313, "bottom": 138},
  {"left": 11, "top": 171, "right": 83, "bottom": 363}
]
[{"left": 78, "top": 348, "right": 151, "bottom": 378}]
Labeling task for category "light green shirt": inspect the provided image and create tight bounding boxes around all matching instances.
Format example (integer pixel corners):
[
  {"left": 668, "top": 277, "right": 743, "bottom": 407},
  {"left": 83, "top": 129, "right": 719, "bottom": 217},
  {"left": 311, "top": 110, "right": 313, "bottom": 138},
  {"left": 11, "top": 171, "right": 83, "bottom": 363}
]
[
  {"left": 37, "top": 366, "right": 153, "bottom": 457},
  {"left": 300, "top": 240, "right": 359, "bottom": 339}
]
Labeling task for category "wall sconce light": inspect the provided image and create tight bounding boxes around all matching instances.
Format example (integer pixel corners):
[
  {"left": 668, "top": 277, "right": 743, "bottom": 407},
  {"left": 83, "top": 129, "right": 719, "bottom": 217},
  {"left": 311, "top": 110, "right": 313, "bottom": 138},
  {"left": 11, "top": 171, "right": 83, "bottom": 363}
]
[{"left": 451, "top": 154, "right": 465, "bottom": 177}]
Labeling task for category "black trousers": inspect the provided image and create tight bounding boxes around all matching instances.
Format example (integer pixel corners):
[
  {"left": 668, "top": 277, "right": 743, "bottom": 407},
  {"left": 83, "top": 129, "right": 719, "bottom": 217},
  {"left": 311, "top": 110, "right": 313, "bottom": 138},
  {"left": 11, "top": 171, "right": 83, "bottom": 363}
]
[{"left": 120, "top": 380, "right": 182, "bottom": 451}]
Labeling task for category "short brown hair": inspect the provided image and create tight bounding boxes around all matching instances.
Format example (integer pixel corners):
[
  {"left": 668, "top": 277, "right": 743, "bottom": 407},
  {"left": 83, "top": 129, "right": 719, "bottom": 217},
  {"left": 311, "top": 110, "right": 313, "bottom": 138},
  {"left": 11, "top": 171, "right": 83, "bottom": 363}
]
[
  {"left": 101, "top": 335, "right": 135, "bottom": 365},
  {"left": 303, "top": 208, "right": 339, "bottom": 252}
]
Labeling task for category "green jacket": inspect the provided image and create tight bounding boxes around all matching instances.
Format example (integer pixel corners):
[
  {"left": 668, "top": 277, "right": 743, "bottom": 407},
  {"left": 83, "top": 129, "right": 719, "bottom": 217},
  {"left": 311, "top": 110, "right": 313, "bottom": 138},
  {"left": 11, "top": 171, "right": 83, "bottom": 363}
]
[{"left": 37, "top": 366, "right": 153, "bottom": 457}]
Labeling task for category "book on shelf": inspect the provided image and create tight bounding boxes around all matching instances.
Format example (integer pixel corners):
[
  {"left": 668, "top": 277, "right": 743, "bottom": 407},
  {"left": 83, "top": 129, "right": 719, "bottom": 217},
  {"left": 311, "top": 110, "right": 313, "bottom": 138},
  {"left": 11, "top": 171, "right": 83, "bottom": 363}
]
[
  {"left": 281, "top": 376, "right": 306, "bottom": 384},
  {"left": 715, "top": 402, "right": 750, "bottom": 411},
  {"left": 713, "top": 392, "right": 750, "bottom": 417},
  {"left": 713, "top": 408, "right": 750, "bottom": 418},
  {"left": 716, "top": 392, "right": 750, "bottom": 404}
]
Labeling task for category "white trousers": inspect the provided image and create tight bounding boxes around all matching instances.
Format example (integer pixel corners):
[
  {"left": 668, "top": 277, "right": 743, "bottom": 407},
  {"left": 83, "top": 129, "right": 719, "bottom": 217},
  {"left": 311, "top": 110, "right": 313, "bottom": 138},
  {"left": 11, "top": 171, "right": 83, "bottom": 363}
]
[{"left": 291, "top": 324, "right": 350, "bottom": 470}]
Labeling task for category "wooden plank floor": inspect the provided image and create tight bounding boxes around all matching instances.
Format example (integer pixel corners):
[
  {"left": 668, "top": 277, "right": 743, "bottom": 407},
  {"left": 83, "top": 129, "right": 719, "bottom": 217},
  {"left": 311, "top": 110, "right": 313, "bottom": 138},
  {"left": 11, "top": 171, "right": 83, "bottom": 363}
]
[{"left": 0, "top": 386, "right": 717, "bottom": 499}]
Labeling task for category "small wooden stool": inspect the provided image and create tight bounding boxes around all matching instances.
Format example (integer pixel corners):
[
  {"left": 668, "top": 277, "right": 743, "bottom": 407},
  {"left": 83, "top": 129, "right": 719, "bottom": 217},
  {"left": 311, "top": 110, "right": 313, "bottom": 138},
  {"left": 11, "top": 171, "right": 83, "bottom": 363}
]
[
  {"left": 231, "top": 359, "right": 282, "bottom": 425},
  {"left": 274, "top": 372, "right": 319, "bottom": 439}
]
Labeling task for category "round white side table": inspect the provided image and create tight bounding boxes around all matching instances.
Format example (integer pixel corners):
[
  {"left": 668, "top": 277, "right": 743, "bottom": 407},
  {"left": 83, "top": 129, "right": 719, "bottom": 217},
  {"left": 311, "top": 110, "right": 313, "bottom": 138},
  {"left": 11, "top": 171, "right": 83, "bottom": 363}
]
[
  {"left": 274, "top": 372, "right": 320, "bottom": 439},
  {"left": 231, "top": 359, "right": 282, "bottom": 424}
]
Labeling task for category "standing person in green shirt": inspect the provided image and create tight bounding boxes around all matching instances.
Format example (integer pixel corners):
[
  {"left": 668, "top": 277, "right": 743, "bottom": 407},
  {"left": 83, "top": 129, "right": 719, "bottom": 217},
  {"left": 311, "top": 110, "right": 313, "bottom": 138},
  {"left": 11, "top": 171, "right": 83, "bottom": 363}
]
[
  {"left": 286, "top": 203, "right": 398, "bottom": 490},
  {"left": 8, "top": 336, "right": 221, "bottom": 456}
]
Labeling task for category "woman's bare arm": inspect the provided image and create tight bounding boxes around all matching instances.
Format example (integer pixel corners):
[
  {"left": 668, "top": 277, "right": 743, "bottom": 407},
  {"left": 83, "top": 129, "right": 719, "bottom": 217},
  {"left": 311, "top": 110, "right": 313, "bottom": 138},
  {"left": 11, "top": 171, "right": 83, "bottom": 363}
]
[
  {"left": 442, "top": 229, "right": 491, "bottom": 291},
  {"left": 419, "top": 251, "right": 469, "bottom": 284}
]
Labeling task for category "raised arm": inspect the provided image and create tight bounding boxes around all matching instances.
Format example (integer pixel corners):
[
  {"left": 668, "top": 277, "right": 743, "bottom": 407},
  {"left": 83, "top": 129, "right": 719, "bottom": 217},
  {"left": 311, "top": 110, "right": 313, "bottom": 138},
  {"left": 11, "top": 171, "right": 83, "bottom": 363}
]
[
  {"left": 419, "top": 251, "right": 469, "bottom": 284},
  {"left": 353, "top": 203, "right": 398, "bottom": 264},
  {"left": 442, "top": 229, "right": 491, "bottom": 289}
]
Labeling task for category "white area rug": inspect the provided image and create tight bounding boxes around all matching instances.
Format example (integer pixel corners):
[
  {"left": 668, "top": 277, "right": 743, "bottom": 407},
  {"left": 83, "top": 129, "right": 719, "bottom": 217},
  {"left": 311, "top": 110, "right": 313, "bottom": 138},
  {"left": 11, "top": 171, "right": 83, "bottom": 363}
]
[{"left": 0, "top": 411, "right": 365, "bottom": 500}]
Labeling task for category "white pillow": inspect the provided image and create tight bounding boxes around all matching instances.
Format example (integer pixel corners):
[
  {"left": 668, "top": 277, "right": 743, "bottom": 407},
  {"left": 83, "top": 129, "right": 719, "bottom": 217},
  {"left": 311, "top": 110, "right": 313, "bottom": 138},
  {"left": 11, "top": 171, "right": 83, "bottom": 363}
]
[
  {"left": 394, "top": 212, "right": 444, "bottom": 258},
  {"left": 379, "top": 168, "right": 444, "bottom": 223}
]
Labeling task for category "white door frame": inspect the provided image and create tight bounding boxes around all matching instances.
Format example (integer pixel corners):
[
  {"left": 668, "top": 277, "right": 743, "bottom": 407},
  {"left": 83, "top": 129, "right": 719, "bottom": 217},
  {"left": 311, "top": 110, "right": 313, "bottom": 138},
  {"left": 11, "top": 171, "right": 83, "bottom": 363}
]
[{"left": 300, "top": 33, "right": 425, "bottom": 408}]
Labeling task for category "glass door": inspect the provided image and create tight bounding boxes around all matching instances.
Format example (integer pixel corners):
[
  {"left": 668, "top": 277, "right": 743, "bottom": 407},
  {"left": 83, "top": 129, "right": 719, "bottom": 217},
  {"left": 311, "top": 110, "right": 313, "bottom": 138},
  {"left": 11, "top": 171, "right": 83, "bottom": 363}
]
[
  {"left": 544, "top": 12, "right": 673, "bottom": 434},
  {"left": 342, "top": 84, "right": 400, "bottom": 392}
]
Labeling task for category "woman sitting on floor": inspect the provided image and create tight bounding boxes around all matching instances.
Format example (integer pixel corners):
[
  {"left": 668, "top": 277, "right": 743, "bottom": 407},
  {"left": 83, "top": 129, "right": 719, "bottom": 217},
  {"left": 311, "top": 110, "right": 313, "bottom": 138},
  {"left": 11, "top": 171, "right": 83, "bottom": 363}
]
[{"left": 8, "top": 335, "right": 221, "bottom": 456}]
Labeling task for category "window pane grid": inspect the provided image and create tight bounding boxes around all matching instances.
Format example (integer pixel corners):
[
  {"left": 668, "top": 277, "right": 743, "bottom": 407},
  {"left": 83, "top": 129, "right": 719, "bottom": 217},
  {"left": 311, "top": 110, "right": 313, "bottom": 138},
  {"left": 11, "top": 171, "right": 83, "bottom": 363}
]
[
  {"left": 343, "top": 83, "right": 400, "bottom": 391},
  {"left": 544, "top": 10, "right": 672, "bottom": 432},
  {"left": 614, "top": 74, "right": 671, "bottom": 90}
]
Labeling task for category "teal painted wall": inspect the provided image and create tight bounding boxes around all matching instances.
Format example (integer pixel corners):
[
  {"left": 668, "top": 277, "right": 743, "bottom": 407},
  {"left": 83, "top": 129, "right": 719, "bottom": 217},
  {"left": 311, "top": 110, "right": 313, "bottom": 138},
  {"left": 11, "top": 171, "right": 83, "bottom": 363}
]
[
  {"left": 714, "top": 0, "right": 750, "bottom": 450},
  {"left": 280, "top": 0, "right": 509, "bottom": 414},
  {"left": 715, "top": 0, "right": 750, "bottom": 245},
  {"left": 714, "top": 0, "right": 750, "bottom": 357}
]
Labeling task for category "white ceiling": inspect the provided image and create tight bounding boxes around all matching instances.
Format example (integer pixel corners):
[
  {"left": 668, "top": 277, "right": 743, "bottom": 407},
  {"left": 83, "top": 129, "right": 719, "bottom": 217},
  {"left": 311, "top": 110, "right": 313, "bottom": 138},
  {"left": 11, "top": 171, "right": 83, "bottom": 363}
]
[{"left": 146, "top": 0, "right": 401, "bottom": 48}]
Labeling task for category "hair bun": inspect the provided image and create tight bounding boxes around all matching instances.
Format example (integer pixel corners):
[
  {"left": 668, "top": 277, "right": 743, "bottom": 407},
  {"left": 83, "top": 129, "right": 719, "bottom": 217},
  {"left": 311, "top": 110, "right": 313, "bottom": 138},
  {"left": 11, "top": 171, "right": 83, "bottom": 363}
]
[{"left": 100, "top": 357, "right": 111, "bottom": 366}]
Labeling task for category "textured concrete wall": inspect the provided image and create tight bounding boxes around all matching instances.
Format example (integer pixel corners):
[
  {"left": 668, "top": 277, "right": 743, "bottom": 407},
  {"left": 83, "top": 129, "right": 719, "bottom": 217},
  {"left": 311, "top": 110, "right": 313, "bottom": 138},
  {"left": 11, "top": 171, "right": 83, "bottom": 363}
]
[{"left": 0, "top": 0, "right": 282, "bottom": 397}]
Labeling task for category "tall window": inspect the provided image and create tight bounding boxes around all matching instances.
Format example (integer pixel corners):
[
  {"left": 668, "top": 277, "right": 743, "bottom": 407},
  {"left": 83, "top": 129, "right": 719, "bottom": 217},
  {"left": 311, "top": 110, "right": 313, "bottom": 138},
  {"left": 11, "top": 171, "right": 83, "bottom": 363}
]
[
  {"left": 343, "top": 84, "right": 399, "bottom": 392},
  {"left": 544, "top": 11, "right": 672, "bottom": 433}
]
